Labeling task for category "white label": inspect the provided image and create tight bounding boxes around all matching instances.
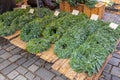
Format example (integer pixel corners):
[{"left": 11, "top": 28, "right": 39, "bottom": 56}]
[
  {"left": 90, "top": 14, "right": 99, "bottom": 21},
  {"left": 109, "top": 23, "right": 118, "bottom": 30},
  {"left": 29, "top": 9, "right": 34, "bottom": 14},
  {"left": 72, "top": 10, "right": 79, "bottom": 15},
  {"left": 54, "top": 11, "right": 60, "bottom": 16},
  {"left": 21, "top": 5, "right": 27, "bottom": 9}
]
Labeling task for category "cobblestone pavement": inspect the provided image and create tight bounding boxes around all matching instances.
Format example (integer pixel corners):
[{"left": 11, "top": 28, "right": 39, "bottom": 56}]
[
  {"left": 102, "top": 12, "right": 120, "bottom": 24},
  {"left": 0, "top": 39, "right": 68, "bottom": 80},
  {"left": 99, "top": 52, "right": 120, "bottom": 80}
]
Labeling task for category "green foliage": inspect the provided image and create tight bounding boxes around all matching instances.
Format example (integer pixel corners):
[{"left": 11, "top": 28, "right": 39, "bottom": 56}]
[
  {"left": 85, "top": 0, "right": 97, "bottom": 8},
  {"left": 43, "top": 13, "right": 87, "bottom": 44},
  {"left": 38, "top": 8, "right": 53, "bottom": 17},
  {"left": 26, "top": 38, "right": 50, "bottom": 53},
  {"left": 54, "top": 20, "right": 105, "bottom": 58},
  {"left": 0, "top": 9, "right": 28, "bottom": 36},
  {"left": 16, "top": 0, "right": 22, "bottom": 3},
  {"left": 20, "top": 18, "right": 43, "bottom": 42},
  {"left": 59, "top": 0, "right": 97, "bottom": 8},
  {"left": 69, "top": 25, "right": 120, "bottom": 76}
]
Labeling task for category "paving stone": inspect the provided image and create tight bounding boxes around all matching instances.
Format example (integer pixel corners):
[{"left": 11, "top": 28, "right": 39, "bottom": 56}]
[
  {"left": 10, "top": 48, "right": 22, "bottom": 54},
  {"left": 14, "top": 75, "right": 27, "bottom": 80},
  {"left": 1, "top": 63, "right": 18, "bottom": 75},
  {"left": 104, "top": 64, "right": 112, "bottom": 73},
  {"left": 111, "top": 67, "right": 120, "bottom": 77},
  {"left": 2, "top": 43, "right": 11, "bottom": 49},
  {"left": 33, "top": 56, "right": 39, "bottom": 61},
  {"left": 0, "top": 49, "right": 6, "bottom": 55},
  {"left": 0, "top": 60, "right": 11, "bottom": 70},
  {"left": 45, "top": 63, "right": 52, "bottom": 70},
  {"left": 51, "top": 69, "right": 61, "bottom": 76},
  {"left": 15, "top": 57, "right": 27, "bottom": 65},
  {"left": 0, "top": 46, "right": 2, "bottom": 50},
  {"left": 25, "top": 72, "right": 35, "bottom": 80},
  {"left": 35, "top": 59, "right": 45, "bottom": 67},
  {"left": 9, "top": 55, "right": 21, "bottom": 62},
  {"left": 0, "top": 57, "right": 4, "bottom": 63},
  {"left": 36, "top": 68, "right": 55, "bottom": 80},
  {"left": 112, "top": 76, "right": 120, "bottom": 80},
  {"left": 108, "top": 57, "right": 120, "bottom": 66},
  {"left": 16, "top": 66, "right": 28, "bottom": 75},
  {"left": 61, "top": 75, "right": 68, "bottom": 80},
  {"left": 20, "top": 51, "right": 28, "bottom": 56},
  {"left": 0, "top": 74, "right": 5, "bottom": 80},
  {"left": 102, "top": 72, "right": 111, "bottom": 80},
  {"left": 113, "top": 53, "right": 120, "bottom": 59},
  {"left": 33, "top": 76, "right": 41, "bottom": 80},
  {"left": 53, "top": 76, "right": 65, "bottom": 80},
  {"left": 0, "top": 52, "right": 12, "bottom": 59},
  {"left": 98, "top": 78, "right": 105, "bottom": 80},
  {"left": 6, "top": 45, "right": 16, "bottom": 51},
  {"left": 7, "top": 70, "right": 19, "bottom": 79},
  {"left": 22, "top": 58, "right": 35, "bottom": 68},
  {"left": 28, "top": 64, "right": 39, "bottom": 72}
]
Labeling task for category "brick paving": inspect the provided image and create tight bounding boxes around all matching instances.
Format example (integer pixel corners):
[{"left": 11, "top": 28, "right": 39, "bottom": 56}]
[{"left": 0, "top": 38, "right": 68, "bottom": 80}]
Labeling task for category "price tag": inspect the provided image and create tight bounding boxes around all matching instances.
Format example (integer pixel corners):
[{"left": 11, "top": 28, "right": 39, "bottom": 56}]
[
  {"left": 72, "top": 10, "right": 79, "bottom": 15},
  {"left": 90, "top": 14, "right": 99, "bottom": 21},
  {"left": 21, "top": 5, "right": 27, "bottom": 9},
  {"left": 29, "top": 9, "right": 34, "bottom": 14},
  {"left": 54, "top": 11, "right": 60, "bottom": 16},
  {"left": 109, "top": 23, "right": 118, "bottom": 30}
]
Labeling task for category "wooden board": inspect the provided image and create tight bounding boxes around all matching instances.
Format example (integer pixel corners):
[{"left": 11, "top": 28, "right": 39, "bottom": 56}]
[
  {"left": 36, "top": 45, "right": 58, "bottom": 63},
  {"left": 10, "top": 36, "right": 26, "bottom": 49},
  {"left": 4, "top": 31, "right": 20, "bottom": 40}
]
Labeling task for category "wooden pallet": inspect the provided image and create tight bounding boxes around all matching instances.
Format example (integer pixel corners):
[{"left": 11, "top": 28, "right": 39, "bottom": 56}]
[
  {"left": 10, "top": 36, "right": 59, "bottom": 63},
  {"left": 52, "top": 54, "right": 112, "bottom": 80},
  {"left": 4, "top": 31, "right": 20, "bottom": 40},
  {"left": 4, "top": 32, "right": 112, "bottom": 80}
]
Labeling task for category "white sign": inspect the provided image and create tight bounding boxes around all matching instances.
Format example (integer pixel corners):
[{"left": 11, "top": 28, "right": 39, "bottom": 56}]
[
  {"left": 29, "top": 9, "right": 34, "bottom": 14},
  {"left": 90, "top": 14, "right": 99, "bottom": 21},
  {"left": 72, "top": 10, "right": 79, "bottom": 15},
  {"left": 109, "top": 23, "right": 119, "bottom": 30},
  {"left": 54, "top": 11, "right": 60, "bottom": 16},
  {"left": 21, "top": 5, "right": 27, "bottom": 9}
]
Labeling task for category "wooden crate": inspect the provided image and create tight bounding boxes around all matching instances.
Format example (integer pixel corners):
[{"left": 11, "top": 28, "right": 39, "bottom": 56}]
[
  {"left": 76, "top": 4, "right": 84, "bottom": 12},
  {"left": 59, "top": 1, "right": 65, "bottom": 11},
  {"left": 64, "top": 1, "right": 72, "bottom": 12},
  {"left": 84, "top": 2, "right": 105, "bottom": 19},
  {"left": 60, "top": 1, "right": 84, "bottom": 13}
]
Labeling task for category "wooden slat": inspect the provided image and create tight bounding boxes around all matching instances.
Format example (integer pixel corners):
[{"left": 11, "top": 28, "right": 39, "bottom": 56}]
[
  {"left": 4, "top": 31, "right": 20, "bottom": 40},
  {"left": 75, "top": 73, "right": 87, "bottom": 80},
  {"left": 52, "top": 59, "right": 68, "bottom": 70},
  {"left": 60, "top": 2, "right": 65, "bottom": 11},
  {"left": 59, "top": 60, "right": 70, "bottom": 74},
  {"left": 40, "top": 45, "right": 58, "bottom": 63},
  {"left": 65, "top": 68, "right": 77, "bottom": 80},
  {"left": 10, "top": 36, "right": 26, "bottom": 49},
  {"left": 48, "top": 54, "right": 58, "bottom": 63},
  {"left": 86, "top": 74, "right": 96, "bottom": 80},
  {"left": 36, "top": 53, "right": 42, "bottom": 57}
]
